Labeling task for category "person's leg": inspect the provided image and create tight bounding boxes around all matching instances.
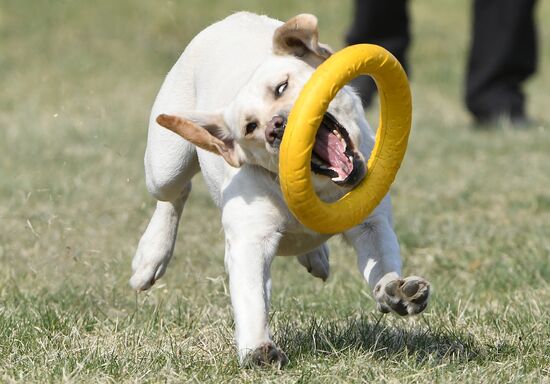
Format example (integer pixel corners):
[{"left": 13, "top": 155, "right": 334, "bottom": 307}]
[
  {"left": 465, "top": 0, "right": 538, "bottom": 124},
  {"left": 345, "top": 0, "right": 411, "bottom": 107}
]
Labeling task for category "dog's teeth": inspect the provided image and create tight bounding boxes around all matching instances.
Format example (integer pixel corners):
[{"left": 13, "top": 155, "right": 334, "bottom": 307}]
[
  {"left": 332, "top": 129, "right": 347, "bottom": 145},
  {"left": 348, "top": 155, "right": 354, "bottom": 163}
]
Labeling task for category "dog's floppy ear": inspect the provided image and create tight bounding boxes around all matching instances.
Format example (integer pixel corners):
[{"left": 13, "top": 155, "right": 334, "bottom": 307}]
[
  {"left": 273, "top": 14, "right": 333, "bottom": 66},
  {"left": 156, "top": 113, "right": 242, "bottom": 168}
]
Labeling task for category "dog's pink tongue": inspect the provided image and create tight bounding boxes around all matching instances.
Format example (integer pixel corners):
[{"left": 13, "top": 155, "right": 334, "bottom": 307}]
[{"left": 314, "top": 128, "right": 353, "bottom": 180}]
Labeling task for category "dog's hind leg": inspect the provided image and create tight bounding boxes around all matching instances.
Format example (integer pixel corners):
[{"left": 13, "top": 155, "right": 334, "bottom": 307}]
[
  {"left": 130, "top": 183, "right": 192, "bottom": 291},
  {"left": 130, "top": 55, "right": 202, "bottom": 291},
  {"left": 130, "top": 134, "right": 199, "bottom": 291},
  {"left": 297, "top": 243, "right": 330, "bottom": 281}
]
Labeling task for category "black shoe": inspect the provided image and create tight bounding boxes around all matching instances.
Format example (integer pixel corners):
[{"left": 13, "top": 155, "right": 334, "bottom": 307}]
[{"left": 473, "top": 113, "right": 532, "bottom": 130}]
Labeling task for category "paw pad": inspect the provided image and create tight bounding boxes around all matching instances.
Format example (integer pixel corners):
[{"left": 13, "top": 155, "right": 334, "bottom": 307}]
[
  {"left": 376, "top": 276, "right": 430, "bottom": 316},
  {"left": 245, "top": 343, "right": 288, "bottom": 369}
]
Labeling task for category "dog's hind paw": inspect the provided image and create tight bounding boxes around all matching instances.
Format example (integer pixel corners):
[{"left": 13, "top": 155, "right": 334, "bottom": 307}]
[
  {"left": 129, "top": 238, "right": 173, "bottom": 291},
  {"left": 130, "top": 263, "right": 165, "bottom": 291},
  {"left": 375, "top": 276, "right": 430, "bottom": 316},
  {"left": 297, "top": 244, "right": 330, "bottom": 281},
  {"left": 243, "top": 342, "right": 288, "bottom": 369}
]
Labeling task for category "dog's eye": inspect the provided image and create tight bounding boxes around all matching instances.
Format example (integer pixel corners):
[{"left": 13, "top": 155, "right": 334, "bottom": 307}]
[
  {"left": 245, "top": 121, "right": 258, "bottom": 135},
  {"left": 275, "top": 80, "right": 288, "bottom": 97}
]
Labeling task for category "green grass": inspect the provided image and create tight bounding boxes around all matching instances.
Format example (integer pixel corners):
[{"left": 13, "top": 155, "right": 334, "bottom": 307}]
[{"left": 1, "top": 0, "right": 550, "bottom": 382}]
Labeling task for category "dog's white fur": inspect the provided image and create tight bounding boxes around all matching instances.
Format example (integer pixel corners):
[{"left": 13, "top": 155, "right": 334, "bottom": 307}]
[{"left": 131, "top": 12, "right": 430, "bottom": 366}]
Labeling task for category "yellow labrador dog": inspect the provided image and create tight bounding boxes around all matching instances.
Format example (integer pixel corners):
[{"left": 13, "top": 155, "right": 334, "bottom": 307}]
[{"left": 131, "top": 12, "right": 430, "bottom": 367}]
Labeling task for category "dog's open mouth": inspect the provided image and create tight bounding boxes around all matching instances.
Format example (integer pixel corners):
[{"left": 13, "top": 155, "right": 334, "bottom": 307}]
[{"left": 311, "top": 112, "right": 366, "bottom": 187}]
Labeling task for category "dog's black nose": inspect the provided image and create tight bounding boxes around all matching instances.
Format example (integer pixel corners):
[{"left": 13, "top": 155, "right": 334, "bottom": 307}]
[{"left": 265, "top": 115, "right": 286, "bottom": 147}]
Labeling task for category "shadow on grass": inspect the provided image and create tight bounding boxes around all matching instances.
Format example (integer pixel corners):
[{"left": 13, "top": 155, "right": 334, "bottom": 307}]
[{"left": 275, "top": 313, "right": 481, "bottom": 365}]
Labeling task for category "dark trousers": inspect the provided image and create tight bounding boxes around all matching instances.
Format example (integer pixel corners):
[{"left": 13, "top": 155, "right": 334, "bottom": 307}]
[
  {"left": 345, "top": 0, "right": 410, "bottom": 107},
  {"left": 345, "top": 0, "right": 538, "bottom": 121},
  {"left": 466, "top": 0, "right": 538, "bottom": 121}
]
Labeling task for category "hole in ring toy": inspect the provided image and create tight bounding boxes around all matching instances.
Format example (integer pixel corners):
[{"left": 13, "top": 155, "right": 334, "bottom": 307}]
[{"left": 279, "top": 44, "right": 412, "bottom": 234}]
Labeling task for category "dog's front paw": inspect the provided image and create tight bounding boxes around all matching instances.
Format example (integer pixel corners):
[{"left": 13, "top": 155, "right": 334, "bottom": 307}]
[
  {"left": 375, "top": 276, "right": 430, "bottom": 316},
  {"left": 297, "top": 244, "right": 330, "bottom": 281},
  {"left": 243, "top": 342, "right": 288, "bottom": 369}
]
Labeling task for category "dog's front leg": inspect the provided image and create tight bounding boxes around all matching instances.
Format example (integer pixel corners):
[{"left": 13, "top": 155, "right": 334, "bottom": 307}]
[
  {"left": 223, "top": 224, "right": 288, "bottom": 368},
  {"left": 344, "top": 196, "right": 430, "bottom": 316}
]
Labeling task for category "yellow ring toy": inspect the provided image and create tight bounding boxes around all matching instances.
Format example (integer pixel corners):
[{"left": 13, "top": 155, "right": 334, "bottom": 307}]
[{"left": 279, "top": 44, "right": 412, "bottom": 234}]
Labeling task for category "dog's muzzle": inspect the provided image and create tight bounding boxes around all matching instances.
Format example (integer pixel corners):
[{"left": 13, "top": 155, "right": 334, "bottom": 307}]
[
  {"left": 268, "top": 112, "right": 366, "bottom": 188},
  {"left": 266, "top": 115, "right": 286, "bottom": 148}
]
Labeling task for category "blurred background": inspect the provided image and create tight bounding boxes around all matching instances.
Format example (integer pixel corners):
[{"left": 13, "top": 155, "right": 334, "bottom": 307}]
[{"left": 1, "top": 1, "right": 549, "bottom": 381}]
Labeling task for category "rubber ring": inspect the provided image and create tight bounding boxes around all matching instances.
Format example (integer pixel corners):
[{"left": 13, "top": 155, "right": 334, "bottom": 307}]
[{"left": 279, "top": 44, "right": 412, "bottom": 234}]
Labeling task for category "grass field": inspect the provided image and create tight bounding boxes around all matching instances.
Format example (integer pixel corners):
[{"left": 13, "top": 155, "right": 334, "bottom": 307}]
[{"left": 1, "top": 0, "right": 550, "bottom": 382}]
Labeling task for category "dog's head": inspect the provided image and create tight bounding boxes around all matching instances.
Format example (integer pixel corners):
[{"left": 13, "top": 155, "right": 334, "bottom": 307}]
[{"left": 157, "top": 14, "right": 369, "bottom": 195}]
